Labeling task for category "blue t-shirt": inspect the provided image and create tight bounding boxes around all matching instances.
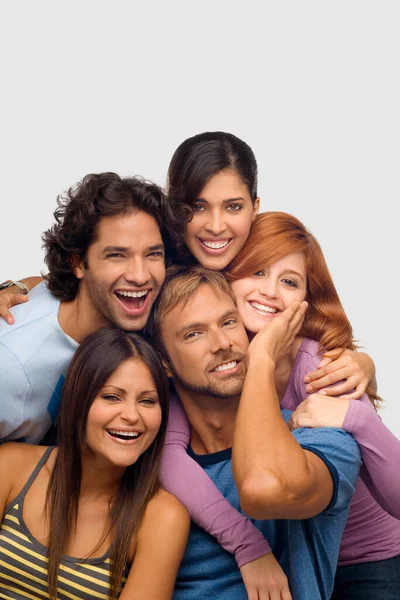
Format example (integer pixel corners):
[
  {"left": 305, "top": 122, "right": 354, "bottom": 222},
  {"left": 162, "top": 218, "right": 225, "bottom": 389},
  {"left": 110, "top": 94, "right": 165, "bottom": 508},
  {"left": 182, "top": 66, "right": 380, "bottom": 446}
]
[
  {"left": 173, "top": 411, "right": 361, "bottom": 600},
  {"left": 0, "top": 282, "right": 78, "bottom": 443}
]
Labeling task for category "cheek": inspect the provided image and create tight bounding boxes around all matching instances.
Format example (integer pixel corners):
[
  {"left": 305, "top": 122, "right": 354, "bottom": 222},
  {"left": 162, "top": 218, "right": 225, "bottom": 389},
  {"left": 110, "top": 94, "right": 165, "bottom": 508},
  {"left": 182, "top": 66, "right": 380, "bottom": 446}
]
[
  {"left": 230, "top": 211, "right": 254, "bottom": 240},
  {"left": 86, "top": 403, "right": 109, "bottom": 433},
  {"left": 231, "top": 281, "right": 251, "bottom": 304},
  {"left": 184, "top": 217, "right": 201, "bottom": 242},
  {"left": 143, "top": 408, "right": 163, "bottom": 437}
]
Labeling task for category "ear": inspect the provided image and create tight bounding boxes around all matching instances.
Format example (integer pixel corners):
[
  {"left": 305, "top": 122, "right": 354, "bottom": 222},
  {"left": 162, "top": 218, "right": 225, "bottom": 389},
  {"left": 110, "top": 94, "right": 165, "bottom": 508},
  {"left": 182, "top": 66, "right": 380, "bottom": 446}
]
[
  {"left": 70, "top": 254, "right": 85, "bottom": 280},
  {"left": 162, "top": 358, "right": 173, "bottom": 378},
  {"left": 252, "top": 197, "right": 260, "bottom": 221}
]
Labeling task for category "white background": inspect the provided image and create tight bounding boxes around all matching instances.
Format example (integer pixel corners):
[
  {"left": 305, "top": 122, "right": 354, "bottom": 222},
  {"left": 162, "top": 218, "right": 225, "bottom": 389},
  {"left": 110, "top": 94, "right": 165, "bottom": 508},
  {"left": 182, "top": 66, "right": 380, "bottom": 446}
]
[{"left": 1, "top": 2, "right": 399, "bottom": 436}]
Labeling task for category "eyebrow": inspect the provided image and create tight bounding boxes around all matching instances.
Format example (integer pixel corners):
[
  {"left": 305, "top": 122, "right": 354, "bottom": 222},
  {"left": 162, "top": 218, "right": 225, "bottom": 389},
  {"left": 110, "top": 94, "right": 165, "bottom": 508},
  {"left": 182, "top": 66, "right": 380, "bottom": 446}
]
[
  {"left": 282, "top": 270, "right": 305, "bottom": 280},
  {"left": 176, "top": 309, "right": 238, "bottom": 336},
  {"left": 102, "top": 385, "right": 126, "bottom": 394},
  {"left": 102, "top": 243, "right": 165, "bottom": 255},
  {"left": 102, "top": 386, "right": 159, "bottom": 396},
  {"left": 196, "top": 196, "right": 245, "bottom": 203}
]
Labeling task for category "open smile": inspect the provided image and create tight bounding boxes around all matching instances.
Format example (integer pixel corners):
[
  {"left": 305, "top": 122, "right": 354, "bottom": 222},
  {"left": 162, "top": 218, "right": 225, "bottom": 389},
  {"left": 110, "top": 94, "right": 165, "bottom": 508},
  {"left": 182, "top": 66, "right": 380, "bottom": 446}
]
[
  {"left": 106, "top": 428, "right": 144, "bottom": 445},
  {"left": 248, "top": 300, "right": 280, "bottom": 317},
  {"left": 197, "top": 238, "right": 233, "bottom": 255},
  {"left": 210, "top": 359, "right": 242, "bottom": 376},
  {"left": 114, "top": 289, "right": 151, "bottom": 315}
]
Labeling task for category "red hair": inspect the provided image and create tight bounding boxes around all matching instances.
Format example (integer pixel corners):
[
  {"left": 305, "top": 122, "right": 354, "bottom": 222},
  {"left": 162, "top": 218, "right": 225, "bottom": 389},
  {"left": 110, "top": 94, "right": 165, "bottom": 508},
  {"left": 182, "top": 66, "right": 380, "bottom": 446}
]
[{"left": 226, "top": 211, "right": 379, "bottom": 406}]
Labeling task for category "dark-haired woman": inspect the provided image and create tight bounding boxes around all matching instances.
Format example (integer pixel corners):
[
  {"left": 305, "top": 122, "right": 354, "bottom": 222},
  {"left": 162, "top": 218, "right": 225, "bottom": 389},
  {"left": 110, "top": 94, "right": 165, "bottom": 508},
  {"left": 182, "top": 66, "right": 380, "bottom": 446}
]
[{"left": 0, "top": 328, "right": 189, "bottom": 600}]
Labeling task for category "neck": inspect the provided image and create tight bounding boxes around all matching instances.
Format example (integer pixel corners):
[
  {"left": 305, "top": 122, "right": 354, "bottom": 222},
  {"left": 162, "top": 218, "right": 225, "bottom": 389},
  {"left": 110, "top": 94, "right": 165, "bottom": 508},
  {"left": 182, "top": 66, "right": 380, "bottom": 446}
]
[
  {"left": 80, "top": 449, "right": 125, "bottom": 499},
  {"left": 174, "top": 384, "right": 238, "bottom": 454},
  {"left": 58, "top": 289, "right": 110, "bottom": 343}
]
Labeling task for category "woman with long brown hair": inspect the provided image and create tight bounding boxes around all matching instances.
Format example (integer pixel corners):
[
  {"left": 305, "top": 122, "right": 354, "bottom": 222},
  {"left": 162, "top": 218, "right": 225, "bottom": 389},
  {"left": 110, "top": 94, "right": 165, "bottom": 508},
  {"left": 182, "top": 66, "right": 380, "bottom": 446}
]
[
  {"left": 228, "top": 211, "right": 400, "bottom": 599},
  {"left": 0, "top": 327, "right": 189, "bottom": 600}
]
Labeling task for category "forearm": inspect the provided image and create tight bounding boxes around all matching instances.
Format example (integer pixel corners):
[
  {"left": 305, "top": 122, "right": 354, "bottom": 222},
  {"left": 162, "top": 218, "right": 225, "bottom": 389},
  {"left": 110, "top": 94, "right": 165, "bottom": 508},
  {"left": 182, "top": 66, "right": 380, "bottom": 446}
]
[
  {"left": 233, "top": 356, "right": 329, "bottom": 519},
  {"left": 343, "top": 399, "right": 400, "bottom": 517}
]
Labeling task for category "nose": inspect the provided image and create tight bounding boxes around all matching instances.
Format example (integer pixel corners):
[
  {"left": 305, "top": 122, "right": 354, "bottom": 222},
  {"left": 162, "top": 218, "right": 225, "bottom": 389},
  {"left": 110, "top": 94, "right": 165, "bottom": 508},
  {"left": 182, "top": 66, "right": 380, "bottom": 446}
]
[
  {"left": 124, "top": 258, "right": 151, "bottom": 287},
  {"left": 120, "top": 400, "right": 141, "bottom": 424},
  {"left": 259, "top": 277, "right": 279, "bottom": 299},
  {"left": 204, "top": 209, "right": 228, "bottom": 236},
  {"left": 209, "top": 327, "right": 232, "bottom": 354}
]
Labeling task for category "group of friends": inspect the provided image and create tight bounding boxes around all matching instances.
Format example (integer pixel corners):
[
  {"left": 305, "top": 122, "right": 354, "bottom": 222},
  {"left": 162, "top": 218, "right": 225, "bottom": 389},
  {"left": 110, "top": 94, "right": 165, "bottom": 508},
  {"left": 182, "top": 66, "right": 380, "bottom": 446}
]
[{"left": 0, "top": 131, "right": 399, "bottom": 600}]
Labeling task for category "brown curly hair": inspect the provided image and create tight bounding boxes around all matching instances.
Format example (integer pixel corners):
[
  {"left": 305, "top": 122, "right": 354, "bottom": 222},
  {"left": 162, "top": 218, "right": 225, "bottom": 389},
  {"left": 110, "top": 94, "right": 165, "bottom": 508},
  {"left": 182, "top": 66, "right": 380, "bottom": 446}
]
[{"left": 42, "top": 172, "right": 191, "bottom": 301}]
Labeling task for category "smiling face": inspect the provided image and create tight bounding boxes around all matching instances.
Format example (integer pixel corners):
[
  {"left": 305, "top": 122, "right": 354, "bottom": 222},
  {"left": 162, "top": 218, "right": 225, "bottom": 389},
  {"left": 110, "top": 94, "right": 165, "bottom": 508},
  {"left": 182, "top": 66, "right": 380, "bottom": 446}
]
[
  {"left": 183, "top": 170, "right": 259, "bottom": 270},
  {"left": 231, "top": 252, "right": 308, "bottom": 335},
  {"left": 160, "top": 284, "right": 249, "bottom": 399},
  {"left": 75, "top": 211, "right": 165, "bottom": 332},
  {"left": 85, "top": 357, "right": 162, "bottom": 468}
]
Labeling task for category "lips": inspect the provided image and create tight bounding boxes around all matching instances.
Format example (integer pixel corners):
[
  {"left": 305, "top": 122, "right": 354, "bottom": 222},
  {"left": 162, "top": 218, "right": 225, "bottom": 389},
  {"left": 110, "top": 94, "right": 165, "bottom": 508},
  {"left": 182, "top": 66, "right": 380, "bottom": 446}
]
[
  {"left": 198, "top": 238, "right": 233, "bottom": 254},
  {"left": 106, "top": 428, "right": 144, "bottom": 444},
  {"left": 114, "top": 289, "right": 151, "bottom": 315},
  {"left": 248, "top": 300, "right": 280, "bottom": 316},
  {"left": 207, "top": 352, "right": 246, "bottom": 373}
]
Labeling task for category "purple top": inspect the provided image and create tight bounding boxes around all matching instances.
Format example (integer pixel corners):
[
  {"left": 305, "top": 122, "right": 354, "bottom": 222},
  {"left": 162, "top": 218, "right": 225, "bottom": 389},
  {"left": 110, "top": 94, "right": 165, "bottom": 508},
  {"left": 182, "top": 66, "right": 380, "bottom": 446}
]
[
  {"left": 160, "top": 337, "right": 400, "bottom": 567},
  {"left": 281, "top": 337, "right": 400, "bottom": 565}
]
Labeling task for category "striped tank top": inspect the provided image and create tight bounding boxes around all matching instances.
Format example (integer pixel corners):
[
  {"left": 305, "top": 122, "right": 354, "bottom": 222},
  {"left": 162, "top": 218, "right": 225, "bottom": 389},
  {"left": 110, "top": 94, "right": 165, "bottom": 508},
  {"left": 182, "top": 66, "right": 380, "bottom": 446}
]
[{"left": 0, "top": 447, "right": 126, "bottom": 599}]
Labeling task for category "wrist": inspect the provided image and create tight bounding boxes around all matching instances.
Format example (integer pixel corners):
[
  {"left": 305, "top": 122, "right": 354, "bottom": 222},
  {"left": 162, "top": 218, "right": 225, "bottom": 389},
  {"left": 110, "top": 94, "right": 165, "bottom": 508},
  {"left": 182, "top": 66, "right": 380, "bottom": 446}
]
[{"left": 0, "top": 280, "right": 29, "bottom": 295}]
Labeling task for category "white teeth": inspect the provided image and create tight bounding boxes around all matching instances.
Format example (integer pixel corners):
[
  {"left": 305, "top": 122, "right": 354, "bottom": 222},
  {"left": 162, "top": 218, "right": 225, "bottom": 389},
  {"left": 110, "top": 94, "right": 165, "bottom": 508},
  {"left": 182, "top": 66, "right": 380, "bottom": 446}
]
[
  {"left": 108, "top": 429, "right": 140, "bottom": 438},
  {"left": 250, "top": 302, "right": 278, "bottom": 314},
  {"left": 214, "top": 361, "right": 237, "bottom": 372},
  {"left": 116, "top": 290, "right": 148, "bottom": 298},
  {"left": 202, "top": 240, "right": 229, "bottom": 249}
]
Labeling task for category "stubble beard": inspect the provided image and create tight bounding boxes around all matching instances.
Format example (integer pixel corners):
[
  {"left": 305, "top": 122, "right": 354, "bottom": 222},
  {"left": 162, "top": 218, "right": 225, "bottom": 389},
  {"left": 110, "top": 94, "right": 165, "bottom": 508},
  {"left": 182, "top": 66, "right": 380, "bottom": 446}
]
[
  {"left": 167, "top": 359, "right": 246, "bottom": 399},
  {"left": 84, "top": 271, "right": 154, "bottom": 333}
]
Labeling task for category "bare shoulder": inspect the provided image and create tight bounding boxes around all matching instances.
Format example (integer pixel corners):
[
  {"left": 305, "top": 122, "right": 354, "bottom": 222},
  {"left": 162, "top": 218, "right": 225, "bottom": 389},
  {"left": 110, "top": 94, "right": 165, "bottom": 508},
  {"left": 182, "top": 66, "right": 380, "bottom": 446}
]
[
  {"left": 137, "top": 489, "right": 190, "bottom": 545},
  {"left": 0, "top": 443, "right": 49, "bottom": 488},
  {"left": 0, "top": 442, "right": 46, "bottom": 468},
  {"left": 0, "top": 443, "right": 49, "bottom": 512},
  {"left": 142, "top": 489, "right": 189, "bottom": 531}
]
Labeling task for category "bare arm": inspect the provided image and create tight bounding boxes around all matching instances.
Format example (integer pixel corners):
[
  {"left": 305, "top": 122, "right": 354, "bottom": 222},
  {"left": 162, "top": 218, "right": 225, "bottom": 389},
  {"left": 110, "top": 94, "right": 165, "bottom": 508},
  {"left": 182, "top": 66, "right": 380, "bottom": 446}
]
[
  {"left": 0, "top": 276, "right": 43, "bottom": 324},
  {"left": 233, "top": 302, "right": 334, "bottom": 520},
  {"left": 119, "top": 491, "right": 189, "bottom": 600}
]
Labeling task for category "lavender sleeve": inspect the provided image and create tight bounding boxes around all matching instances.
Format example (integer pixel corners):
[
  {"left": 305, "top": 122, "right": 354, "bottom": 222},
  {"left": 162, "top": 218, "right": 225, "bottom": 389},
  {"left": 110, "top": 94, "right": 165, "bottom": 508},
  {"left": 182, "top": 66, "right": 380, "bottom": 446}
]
[
  {"left": 160, "top": 394, "right": 272, "bottom": 567},
  {"left": 284, "top": 338, "right": 400, "bottom": 519},
  {"left": 342, "top": 398, "right": 400, "bottom": 519}
]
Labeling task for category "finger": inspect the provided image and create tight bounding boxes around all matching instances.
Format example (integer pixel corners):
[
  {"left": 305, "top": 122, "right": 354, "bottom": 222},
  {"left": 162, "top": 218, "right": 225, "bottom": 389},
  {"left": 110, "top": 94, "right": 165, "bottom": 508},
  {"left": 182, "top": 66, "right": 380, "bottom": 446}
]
[
  {"left": 292, "top": 416, "right": 316, "bottom": 429},
  {"left": 341, "top": 383, "right": 366, "bottom": 400},
  {"left": 314, "top": 377, "right": 359, "bottom": 397},
  {"left": 284, "top": 303, "right": 307, "bottom": 343},
  {"left": 318, "top": 356, "right": 332, "bottom": 369},
  {"left": 305, "top": 367, "right": 351, "bottom": 392},
  {"left": 281, "top": 588, "right": 293, "bottom": 600},
  {"left": 244, "top": 587, "right": 258, "bottom": 600},
  {"left": 0, "top": 306, "right": 15, "bottom": 325},
  {"left": 268, "top": 589, "right": 281, "bottom": 600},
  {"left": 305, "top": 360, "right": 349, "bottom": 384}
]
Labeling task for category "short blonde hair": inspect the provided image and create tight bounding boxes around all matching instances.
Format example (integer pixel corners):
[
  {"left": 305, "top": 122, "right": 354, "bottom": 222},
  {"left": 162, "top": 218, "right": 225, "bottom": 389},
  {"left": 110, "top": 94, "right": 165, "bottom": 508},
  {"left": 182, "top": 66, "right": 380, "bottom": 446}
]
[{"left": 147, "top": 265, "right": 236, "bottom": 355}]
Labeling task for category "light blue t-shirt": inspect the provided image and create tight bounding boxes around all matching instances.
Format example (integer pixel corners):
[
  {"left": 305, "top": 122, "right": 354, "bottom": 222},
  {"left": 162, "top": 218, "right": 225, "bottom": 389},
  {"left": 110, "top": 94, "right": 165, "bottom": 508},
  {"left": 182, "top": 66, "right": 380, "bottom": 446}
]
[
  {"left": 0, "top": 282, "right": 78, "bottom": 443},
  {"left": 173, "top": 412, "right": 361, "bottom": 600}
]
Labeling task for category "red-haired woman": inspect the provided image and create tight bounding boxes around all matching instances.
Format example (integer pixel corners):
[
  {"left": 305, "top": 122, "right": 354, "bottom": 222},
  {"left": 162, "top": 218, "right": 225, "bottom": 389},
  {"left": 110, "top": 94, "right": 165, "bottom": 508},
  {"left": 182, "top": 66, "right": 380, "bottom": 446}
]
[{"left": 228, "top": 211, "right": 400, "bottom": 599}]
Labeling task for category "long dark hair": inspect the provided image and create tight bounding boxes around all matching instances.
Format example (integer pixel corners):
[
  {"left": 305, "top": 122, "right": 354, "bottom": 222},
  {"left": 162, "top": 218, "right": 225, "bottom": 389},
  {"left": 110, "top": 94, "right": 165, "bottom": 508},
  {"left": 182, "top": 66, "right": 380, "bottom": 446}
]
[
  {"left": 42, "top": 172, "right": 190, "bottom": 301},
  {"left": 167, "top": 131, "right": 258, "bottom": 261},
  {"left": 45, "top": 328, "right": 169, "bottom": 599}
]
